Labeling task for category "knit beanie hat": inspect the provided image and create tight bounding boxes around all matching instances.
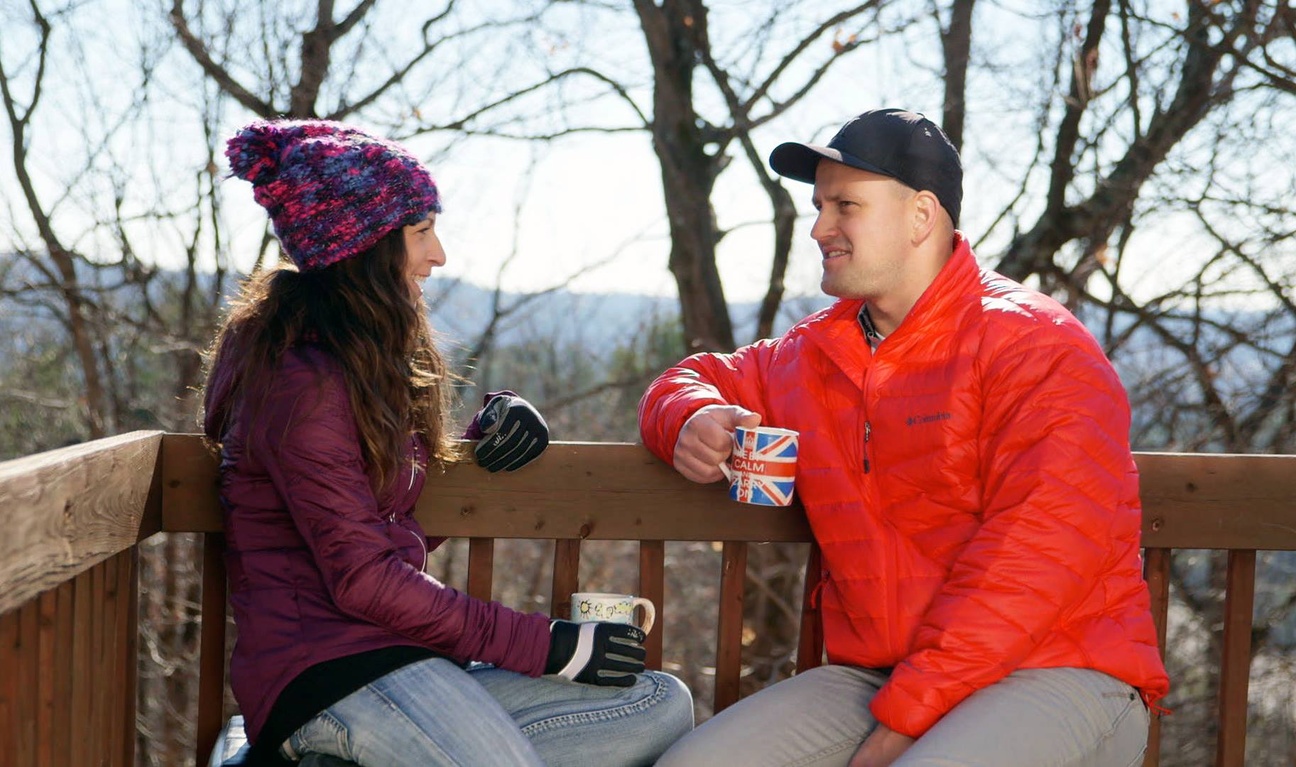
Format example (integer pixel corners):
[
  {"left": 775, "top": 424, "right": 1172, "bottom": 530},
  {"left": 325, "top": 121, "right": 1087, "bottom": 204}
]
[{"left": 226, "top": 119, "right": 442, "bottom": 271}]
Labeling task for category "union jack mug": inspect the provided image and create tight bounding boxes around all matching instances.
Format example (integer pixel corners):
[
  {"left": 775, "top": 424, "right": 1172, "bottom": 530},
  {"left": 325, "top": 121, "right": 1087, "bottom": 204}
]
[{"left": 720, "top": 425, "right": 799, "bottom": 506}]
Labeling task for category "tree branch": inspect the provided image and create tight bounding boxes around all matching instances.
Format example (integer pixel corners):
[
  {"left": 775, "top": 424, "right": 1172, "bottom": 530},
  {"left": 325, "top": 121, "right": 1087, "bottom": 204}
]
[{"left": 169, "top": 0, "right": 274, "bottom": 118}]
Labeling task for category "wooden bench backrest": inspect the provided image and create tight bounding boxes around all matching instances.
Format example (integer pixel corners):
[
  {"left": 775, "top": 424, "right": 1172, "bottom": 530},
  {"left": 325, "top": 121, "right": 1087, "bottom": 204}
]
[
  {"left": 3, "top": 431, "right": 1296, "bottom": 767},
  {"left": 160, "top": 434, "right": 822, "bottom": 762}
]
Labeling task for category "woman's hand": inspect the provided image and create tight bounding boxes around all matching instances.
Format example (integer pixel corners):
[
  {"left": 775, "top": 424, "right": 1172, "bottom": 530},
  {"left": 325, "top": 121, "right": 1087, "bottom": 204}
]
[
  {"left": 471, "top": 393, "right": 549, "bottom": 472},
  {"left": 544, "top": 620, "right": 647, "bottom": 686}
]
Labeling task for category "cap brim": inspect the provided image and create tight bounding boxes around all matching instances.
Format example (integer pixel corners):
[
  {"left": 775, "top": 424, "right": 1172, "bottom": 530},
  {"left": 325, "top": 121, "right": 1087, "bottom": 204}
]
[{"left": 769, "top": 141, "right": 899, "bottom": 185}]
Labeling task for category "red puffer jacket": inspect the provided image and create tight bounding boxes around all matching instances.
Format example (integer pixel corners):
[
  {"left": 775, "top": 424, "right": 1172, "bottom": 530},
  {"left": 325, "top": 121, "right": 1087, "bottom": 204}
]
[
  {"left": 639, "top": 235, "right": 1169, "bottom": 738},
  {"left": 204, "top": 345, "right": 551, "bottom": 743}
]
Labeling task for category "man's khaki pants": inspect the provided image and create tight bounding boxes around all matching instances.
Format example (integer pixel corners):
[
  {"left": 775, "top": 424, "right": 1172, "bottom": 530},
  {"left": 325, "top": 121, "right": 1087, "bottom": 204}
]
[{"left": 655, "top": 665, "right": 1149, "bottom": 767}]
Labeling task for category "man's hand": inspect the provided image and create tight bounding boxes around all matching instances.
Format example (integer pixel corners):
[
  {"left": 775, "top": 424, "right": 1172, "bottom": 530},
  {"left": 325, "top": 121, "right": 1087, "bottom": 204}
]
[
  {"left": 848, "top": 724, "right": 915, "bottom": 767},
  {"left": 472, "top": 394, "right": 549, "bottom": 472},
  {"left": 672, "top": 404, "right": 761, "bottom": 483}
]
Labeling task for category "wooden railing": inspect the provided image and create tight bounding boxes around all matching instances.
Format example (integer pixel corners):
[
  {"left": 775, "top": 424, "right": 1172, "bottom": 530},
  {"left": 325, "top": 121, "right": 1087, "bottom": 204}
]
[{"left": 2, "top": 431, "right": 1295, "bottom": 767}]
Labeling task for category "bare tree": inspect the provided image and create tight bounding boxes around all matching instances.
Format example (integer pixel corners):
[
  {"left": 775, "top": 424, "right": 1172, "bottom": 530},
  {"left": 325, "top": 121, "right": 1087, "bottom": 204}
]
[
  {"left": 377, "top": 1, "right": 892, "bottom": 352},
  {"left": 1, "top": 2, "right": 111, "bottom": 439},
  {"left": 3, "top": 0, "right": 1294, "bottom": 763},
  {"left": 161, "top": 1, "right": 1296, "bottom": 760}
]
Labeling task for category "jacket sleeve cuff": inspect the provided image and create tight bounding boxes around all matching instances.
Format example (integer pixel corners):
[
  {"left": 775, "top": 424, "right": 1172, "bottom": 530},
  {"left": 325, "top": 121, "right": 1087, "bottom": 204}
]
[
  {"left": 868, "top": 681, "right": 946, "bottom": 739},
  {"left": 463, "top": 389, "right": 519, "bottom": 439}
]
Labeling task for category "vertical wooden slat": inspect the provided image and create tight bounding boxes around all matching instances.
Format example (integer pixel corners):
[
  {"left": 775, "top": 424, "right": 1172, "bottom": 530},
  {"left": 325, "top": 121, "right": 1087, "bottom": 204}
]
[
  {"left": 4, "top": 603, "right": 27, "bottom": 765},
  {"left": 638, "top": 541, "right": 665, "bottom": 671},
  {"left": 552, "top": 540, "right": 581, "bottom": 620},
  {"left": 89, "top": 562, "right": 106, "bottom": 758},
  {"left": 1, "top": 606, "right": 21, "bottom": 766},
  {"left": 1215, "top": 549, "right": 1256, "bottom": 767},
  {"left": 714, "top": 541, "right": 747, "bottom": 714},
  {"left": 105, "top": 560, "right": 119, "bottom": 758},
  {"left": 196, "top": 533, "right": 228, "bottom": 767},
  {"left": 97, "top": 557, "right": 116, "bottom": 761},
  {"left": 466, "top": 538, "right": 495, "bottom": 602},
  {"left": 69, "top": 570, "right": 92, "bottom": 767},
  {"left": 106, "top": 551, "right": 123, "bottom": 767},
  {"left": 109, "top": 555, "right": 124, "bottom": 763},
  {"left": 1142, "top": 547, "right": 1172, "bottom": 767},
  {"left": 108, "top": 550, "right": 132, "bottom": 767},
  {"left": 53, "top": 579, "right": 74, "bottom": 767},
  {"left": 796, "top": 543, "right": 824, "bottom": 674},
  {"left": 36, "top": 589, "right": 56, "bottom": 767},
  {"left": 119, "top": 549, "right": 139, "bottom": 767},
  {"left": 104, "top": 561, "right": 118, "bottom": 759},
  {"left": 1142, "top": 548, "right": 1171, "bottom": 656},
  {"left": 17, "top": 600, "right": 40, "bottom": 767}
]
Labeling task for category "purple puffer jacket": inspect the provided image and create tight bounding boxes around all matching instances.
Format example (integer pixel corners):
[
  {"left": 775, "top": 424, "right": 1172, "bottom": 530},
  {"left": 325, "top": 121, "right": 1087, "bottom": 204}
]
[{"left": 204, "top": 345, "right": 552, "bottom": 744}]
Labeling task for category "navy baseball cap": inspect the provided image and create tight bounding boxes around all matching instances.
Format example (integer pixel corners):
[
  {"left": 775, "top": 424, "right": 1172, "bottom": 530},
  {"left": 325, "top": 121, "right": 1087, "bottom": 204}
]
[{"left": 769, "top": 108, "right": 963, "bottom": 226}]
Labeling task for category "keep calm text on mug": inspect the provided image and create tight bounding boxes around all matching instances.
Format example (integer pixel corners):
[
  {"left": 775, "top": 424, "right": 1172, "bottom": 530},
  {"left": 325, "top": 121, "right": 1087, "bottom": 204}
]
[
  {"left": 571, "top": 592, "right": 656, "bottom": 634},
  {"left": 720, "top": 425, "right": 799, "bottom": 507}
]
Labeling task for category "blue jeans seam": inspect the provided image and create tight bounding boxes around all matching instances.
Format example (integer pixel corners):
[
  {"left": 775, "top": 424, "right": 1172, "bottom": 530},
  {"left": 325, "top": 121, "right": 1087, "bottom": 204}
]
[
  {"left": 519, "top": 673, "right": 669, "bottom": 737},
  {"left": 290, "top": 709, "right": 349, "bottom": 758},
  {"left": 360, "top": 682, "right": 462, "bottom": 766}
]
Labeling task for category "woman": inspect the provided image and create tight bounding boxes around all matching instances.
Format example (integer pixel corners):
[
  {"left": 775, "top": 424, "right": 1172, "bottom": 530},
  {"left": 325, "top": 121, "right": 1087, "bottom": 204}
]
[{"left": 201, "top": 119, "right": 692, "bottom": 766}]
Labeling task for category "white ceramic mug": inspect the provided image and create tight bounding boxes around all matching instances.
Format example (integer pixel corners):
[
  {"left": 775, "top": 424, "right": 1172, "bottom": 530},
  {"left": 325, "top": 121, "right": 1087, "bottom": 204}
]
[
  {"left": 570, "top": 592, "right": 656, "bottom": 634},
  {"left": 719, "top": 425, "right": 799, "bottom": 507}
]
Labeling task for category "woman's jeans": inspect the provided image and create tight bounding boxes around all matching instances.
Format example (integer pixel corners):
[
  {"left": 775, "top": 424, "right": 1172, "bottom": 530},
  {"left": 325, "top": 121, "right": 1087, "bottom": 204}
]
[
  {"left": 281, "top": 658, "right": 694, "bottom": 766},
  {"left": 655, "top": 665, "right": 1149, "bottom": 767}
]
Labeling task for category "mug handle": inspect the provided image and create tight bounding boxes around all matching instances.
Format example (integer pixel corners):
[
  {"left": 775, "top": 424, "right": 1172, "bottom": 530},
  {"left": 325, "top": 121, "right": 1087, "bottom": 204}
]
[
  {"left": 631, "top": 597, "right": 656, "bottom": 635},
  {"left": 719, "top": 429, "right": 741, "bottom": 483}
]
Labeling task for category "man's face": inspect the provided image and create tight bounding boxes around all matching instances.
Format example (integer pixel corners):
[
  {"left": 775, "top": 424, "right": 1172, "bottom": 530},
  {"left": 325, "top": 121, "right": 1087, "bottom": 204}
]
[{"left": 810, "top": 161, "right": 916, "bottom": 301}]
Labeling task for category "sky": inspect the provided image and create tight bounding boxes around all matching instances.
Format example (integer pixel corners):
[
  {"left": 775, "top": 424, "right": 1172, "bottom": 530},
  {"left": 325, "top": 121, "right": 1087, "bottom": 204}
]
[
  {"left": 341, "top": 2, "right": 1267, "bottom": 311},
  {"left": 204, "top": 1, "right": 918, "bottom": 305},
  {"left": 410, "top": 111, "right": 832, "bottom": 303},
  {"left": 2, "top": 1, "right": 1290, "bottom": 314}
]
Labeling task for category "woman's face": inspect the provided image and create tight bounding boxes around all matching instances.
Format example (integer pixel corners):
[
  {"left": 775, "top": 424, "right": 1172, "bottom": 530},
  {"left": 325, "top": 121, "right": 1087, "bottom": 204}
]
[{"left": 402, "top": 212, "right": 446, "bottom": 296}]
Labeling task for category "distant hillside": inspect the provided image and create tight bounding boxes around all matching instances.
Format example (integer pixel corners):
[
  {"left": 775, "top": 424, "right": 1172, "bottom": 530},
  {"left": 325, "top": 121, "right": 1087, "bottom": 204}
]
[
  {"left": 424, "top": 278, "right": 679, "bottom": 353},
  {"left": 1, "top": 259, "right": 1281, "bottom": 390},
  {"left": 0, "top": 260, "right": 691, "bottom": 355},
  {"left": 421, "top": 276, "right": 829, "bottom": 354}
]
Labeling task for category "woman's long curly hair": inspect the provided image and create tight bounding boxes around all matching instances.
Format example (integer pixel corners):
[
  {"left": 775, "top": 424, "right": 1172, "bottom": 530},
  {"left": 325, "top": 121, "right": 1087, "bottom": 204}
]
[{"left": 200, "top": 228, "right": 461, "bottom": 493}]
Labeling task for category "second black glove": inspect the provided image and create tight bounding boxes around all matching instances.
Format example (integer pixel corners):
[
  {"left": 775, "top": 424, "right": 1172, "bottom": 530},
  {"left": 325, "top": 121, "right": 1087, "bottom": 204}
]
[
  {"left": 544, "top": 619, "right": 647, "bottom": 687},
  {"left": 473, "top": 394, "right": 549, "bottom": 472}
]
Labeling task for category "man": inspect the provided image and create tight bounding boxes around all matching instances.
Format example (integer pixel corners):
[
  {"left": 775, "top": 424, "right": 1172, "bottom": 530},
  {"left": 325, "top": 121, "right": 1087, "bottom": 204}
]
[{"left": 639, "top": 108, "right": 1169, "bottom": 767}]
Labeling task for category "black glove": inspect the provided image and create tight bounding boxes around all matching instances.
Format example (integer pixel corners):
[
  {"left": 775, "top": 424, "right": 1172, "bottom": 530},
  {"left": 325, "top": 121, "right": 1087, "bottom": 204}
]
[
  {"left": 544, "top": 619, "right": 647, "bottom": 687},
  {"left": 473, "top": 394, "right": 549, "bottom": 472}
]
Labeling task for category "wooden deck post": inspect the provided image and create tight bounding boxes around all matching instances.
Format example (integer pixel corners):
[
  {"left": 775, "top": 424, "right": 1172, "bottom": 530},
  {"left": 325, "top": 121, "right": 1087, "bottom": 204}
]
[{"left": 195, "top": 533, "right": 229, "bottom": 767}]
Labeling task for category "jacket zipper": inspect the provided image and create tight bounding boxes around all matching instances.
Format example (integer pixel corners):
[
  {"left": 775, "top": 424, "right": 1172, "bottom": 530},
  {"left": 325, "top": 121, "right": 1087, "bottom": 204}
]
[
  {"left": 863, "top": 421, "right": 872, "bottom": 474},
  {"left": 412, "top": 526, "right": 427, "bottom": 571},
  {"left": 862, "top": 360, "right": 874, "bottom": 474},
  {"left": 390, "top": 513, "right": 428, "bottom": 571},
  {"left": 402, "top": 438, "right": 427, "bottom": 570}
]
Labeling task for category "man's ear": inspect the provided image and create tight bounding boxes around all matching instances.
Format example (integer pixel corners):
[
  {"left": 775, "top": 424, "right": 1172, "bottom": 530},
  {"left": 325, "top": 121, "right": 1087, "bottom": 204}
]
[{"left": 911, "top": 190, "right": 941, "bottom": 244}]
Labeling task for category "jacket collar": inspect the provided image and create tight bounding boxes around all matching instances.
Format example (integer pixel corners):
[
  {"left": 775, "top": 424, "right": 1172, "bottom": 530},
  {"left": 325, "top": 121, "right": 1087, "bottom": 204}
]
[
  {"left": 882, "top": 232, "right": 980, "bottom": 347},
  {"left": 798, "top": 233, "right": 980, "bottom": 385}
]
